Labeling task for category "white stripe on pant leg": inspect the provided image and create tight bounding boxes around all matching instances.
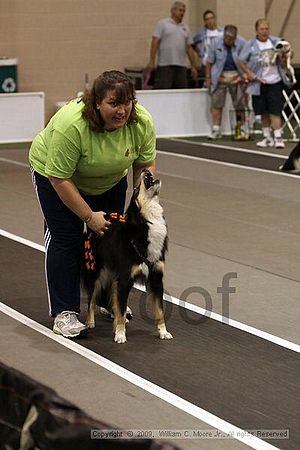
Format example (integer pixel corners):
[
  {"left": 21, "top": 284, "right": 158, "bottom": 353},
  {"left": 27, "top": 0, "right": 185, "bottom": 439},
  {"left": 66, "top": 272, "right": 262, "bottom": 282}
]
[
  {"left": 44, "top": 226, "right": 52, "bottom": 316},
  {"left": 44, "top": 228, "right": 51, "bottom": 250},
  {"left": 30, "top": 165, "right": 37, "bottom": 189},
  {"left": 30, "top": 169, "right": 53, "bottom": 317}
]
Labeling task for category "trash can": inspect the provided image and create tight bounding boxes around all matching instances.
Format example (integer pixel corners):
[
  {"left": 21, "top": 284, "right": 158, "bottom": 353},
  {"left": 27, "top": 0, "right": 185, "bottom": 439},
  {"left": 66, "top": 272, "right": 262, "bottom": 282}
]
[
  {"left": 124, "top": 67, "right": 144, "bottom": 89},
  {"left": 0, "top": 58, "right": 18, "bottom": 93}
]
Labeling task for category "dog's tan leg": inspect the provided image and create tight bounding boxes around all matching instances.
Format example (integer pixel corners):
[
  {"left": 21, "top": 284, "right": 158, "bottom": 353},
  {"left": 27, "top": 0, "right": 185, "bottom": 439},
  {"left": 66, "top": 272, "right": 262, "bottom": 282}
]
[
  {"left": 152, "top": 296, "right": 173, "bottom": 340},
  {"left": 85, "top": 280, "right": 101, "bottom": 328},
  {"left": 111, "top": 281, "right": 127, "bottom": 343},
  {"left": 149, "top": 268, "right": 173, "bottom": 340}
]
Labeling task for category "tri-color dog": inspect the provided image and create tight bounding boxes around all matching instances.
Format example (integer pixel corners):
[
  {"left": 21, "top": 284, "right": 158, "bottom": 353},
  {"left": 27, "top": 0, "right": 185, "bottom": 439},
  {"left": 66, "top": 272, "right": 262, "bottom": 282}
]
[
  {"left": 279, "top": 140, "right": 300, "bottom": 172},
  {"left": 82, "top": 170, "right": 173, "bottom": 344}
]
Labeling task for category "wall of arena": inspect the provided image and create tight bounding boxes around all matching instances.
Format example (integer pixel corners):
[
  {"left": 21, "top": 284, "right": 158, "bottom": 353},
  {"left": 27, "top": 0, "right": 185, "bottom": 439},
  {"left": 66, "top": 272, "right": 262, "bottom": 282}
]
[{"left": 0, "top": 0, "right": 299, "bottom": 120}]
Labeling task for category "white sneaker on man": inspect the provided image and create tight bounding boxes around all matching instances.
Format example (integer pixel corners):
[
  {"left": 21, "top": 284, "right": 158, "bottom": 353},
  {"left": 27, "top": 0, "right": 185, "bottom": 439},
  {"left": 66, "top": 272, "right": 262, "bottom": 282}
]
[
  {"left": 53, "top": 311, "right": 87, "bottom": 338},
  {"left": 208, "top": 130, "right": 222, "bottom": 140},
  {"left": 274, "top": 138, "right": 285, "bottom": 149},
  {"left": 256, "top": 137, "right": 274, "bottom": 148}
]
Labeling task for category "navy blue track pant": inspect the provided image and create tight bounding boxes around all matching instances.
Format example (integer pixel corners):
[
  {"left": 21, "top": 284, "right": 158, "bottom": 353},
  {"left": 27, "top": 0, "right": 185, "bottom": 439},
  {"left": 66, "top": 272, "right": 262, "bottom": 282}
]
[{"left": 31, "top": 169, "right": 127, "bottom": 316}]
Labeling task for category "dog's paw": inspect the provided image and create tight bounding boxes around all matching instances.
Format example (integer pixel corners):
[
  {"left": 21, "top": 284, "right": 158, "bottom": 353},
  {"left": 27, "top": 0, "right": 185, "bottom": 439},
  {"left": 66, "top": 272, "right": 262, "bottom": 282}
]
[
  {"left": 159, "top": 330, "right": 173, "bottom": 340},
  {"left": 85, "top": 320, "right": 95, "bottom": 329},
  {"left": 114, "top": 330, "right": 127, "bottom": 344}
]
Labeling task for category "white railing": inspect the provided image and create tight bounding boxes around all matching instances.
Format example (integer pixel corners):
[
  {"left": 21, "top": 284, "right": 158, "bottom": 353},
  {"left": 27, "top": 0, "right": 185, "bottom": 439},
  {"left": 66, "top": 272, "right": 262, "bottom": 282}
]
[{"left": 282, "top": 89, "right": 300, "bottom": 141}]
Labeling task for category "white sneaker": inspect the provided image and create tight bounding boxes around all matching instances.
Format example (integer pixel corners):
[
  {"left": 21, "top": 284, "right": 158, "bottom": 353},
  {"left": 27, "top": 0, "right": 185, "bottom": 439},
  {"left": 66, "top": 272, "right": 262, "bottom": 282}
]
[
  {"left": 274, "top": 138, "right": 285, "bottom": 149},
  {"left": 208, "top": 130, "right": 222, "bottom": 140},
  {"left": 53, "top": 311, "right": 87, "bottom": 338},
  {"left": 256, "top": 137, "right": 274, "bottom": 148}
]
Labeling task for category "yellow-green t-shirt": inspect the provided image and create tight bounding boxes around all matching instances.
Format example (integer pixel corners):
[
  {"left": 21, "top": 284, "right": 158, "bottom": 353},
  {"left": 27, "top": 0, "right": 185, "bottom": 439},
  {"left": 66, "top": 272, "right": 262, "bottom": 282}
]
[{"left": 29, "top": 99, "right": 156, "bottom": 195}]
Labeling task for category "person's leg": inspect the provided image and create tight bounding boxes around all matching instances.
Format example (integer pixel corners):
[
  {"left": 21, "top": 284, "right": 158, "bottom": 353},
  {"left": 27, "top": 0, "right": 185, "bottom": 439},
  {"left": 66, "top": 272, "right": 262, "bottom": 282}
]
[
  {"left": 31, "top": 170, "right": 83, "bottom": 317},
  {"left": 211, "top": 108, "right": 223, "bottom": 127},
  {"left": 173, "top": 66, "right": 188, "bottom": 89},
  {"left": 260, "top": 114, "right": 271, "bottom": 128},
  {"left": 154, "top": 66, "right": 174, "bottom": 89},
  {"left": 252, "top": 84, "right": 274, "bottom": 147},
  {"left": 208, "top": 84, "right": 226, "bottom": 139},
  {"left": 267, "top": 82, "right": 285, "bottom": 148},
  {"left": 230, "top": 83, "right": 246, "bottom": 138}
]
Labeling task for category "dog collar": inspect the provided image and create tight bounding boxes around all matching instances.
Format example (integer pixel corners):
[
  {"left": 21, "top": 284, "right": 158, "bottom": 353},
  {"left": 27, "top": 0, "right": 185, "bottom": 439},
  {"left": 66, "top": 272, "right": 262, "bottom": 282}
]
[{"left": 130, "top": 239, "right": 157, "bottom": 270}]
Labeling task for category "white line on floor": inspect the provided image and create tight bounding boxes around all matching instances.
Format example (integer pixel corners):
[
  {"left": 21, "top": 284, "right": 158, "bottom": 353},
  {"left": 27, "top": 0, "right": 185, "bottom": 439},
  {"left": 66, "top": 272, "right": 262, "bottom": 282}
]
[
  {"left": 168, "top": 137, "right": 288, "bottom": 159},
  {"left": 1, "top": 228, "right": 299, "bottom": 354},
  {"left": 0, "top": 152, "right": 297, "bottom": 179},
  {"left": 0, "top": 157, "right": 28, "bottom": 168},
  {"left": 0, "top": 301, "right": 279, "bottom": 450},
  {"left": 0, "top": 229, "right": 44, "bottom": 252},
  {"left": 157, "top": 150, "right": 299, "bottom": 178},
  {"left": 135, "top": 283, "right": 300, "bottom": 353}
]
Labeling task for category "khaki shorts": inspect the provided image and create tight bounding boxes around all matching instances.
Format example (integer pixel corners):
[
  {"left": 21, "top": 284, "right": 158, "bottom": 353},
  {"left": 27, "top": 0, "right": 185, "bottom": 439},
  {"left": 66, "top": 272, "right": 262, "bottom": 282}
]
[{"left": 211, "top": 71, "right": 245, "bottom": 109}]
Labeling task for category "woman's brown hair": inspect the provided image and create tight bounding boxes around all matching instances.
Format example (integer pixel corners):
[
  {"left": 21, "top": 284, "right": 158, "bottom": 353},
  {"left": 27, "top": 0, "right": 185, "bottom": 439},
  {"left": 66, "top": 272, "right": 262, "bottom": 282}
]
[{"left": 82, "top": 70, "right": 138, "bottom": 132}]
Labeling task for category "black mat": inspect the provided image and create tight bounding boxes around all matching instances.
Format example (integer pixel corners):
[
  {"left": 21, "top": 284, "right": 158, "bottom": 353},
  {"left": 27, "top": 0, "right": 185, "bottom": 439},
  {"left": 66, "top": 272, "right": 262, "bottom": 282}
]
[
  {"left": 1, "top": 236, "right": 300, "bottom": 449},
  {"left": 156, "top": 138, "right": 296, "bottom": 173}
]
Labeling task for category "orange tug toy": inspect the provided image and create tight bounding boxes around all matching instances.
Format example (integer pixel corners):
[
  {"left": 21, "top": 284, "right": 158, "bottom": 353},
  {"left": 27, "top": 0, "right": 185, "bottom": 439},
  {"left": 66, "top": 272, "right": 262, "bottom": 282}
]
[{"left": 84, "top": 212, "right": 126, "bottom": 271}]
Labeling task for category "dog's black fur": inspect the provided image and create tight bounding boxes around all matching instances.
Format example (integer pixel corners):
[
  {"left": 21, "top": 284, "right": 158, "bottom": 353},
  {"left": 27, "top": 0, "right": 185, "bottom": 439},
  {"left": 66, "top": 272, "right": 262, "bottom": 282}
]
[
  {"left": 81, "top": 170, "right": 173, "bottom": 343},
  {"left": 279, "top": 140, "right": 300, "bottom": 172}
]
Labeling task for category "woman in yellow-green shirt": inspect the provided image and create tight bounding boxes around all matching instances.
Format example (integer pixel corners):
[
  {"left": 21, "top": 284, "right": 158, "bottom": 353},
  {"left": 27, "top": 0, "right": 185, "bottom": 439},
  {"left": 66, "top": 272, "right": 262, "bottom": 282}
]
[{"left": 29, "top": 70, "right": 156, "bottom": 338}]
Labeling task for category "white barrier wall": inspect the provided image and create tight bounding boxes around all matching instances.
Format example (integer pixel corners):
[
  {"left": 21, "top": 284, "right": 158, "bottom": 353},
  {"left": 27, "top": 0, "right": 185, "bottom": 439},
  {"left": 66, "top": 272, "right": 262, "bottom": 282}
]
[
  {"left": 0, "top": 90, "right": 237, "bottom": 143},
  {"left": 136, "top": 88, "right": 233, "bottom": 138},
  {"left": 0, "top": 92, "right": 45, "bottom": 143}
]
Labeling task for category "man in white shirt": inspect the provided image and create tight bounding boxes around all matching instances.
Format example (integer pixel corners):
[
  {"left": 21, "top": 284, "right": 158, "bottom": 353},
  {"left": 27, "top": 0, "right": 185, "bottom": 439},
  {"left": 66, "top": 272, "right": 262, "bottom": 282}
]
[{"left": 239, "top": 19, "right": 294, "bottom": 149}]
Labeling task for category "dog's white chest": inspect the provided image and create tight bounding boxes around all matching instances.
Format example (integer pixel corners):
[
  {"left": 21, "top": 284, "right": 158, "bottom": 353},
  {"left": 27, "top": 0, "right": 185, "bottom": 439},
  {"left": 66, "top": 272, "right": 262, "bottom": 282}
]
[
  {"left": 147, "top": 218, "right": 167, "bottom": 262},
  {"left": 141, "top": 202, "right": 167, "bottom": 262}
]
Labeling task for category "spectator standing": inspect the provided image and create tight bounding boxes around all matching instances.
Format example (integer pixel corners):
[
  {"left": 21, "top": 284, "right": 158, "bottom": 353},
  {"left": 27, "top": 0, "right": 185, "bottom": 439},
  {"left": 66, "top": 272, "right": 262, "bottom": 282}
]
[
  {"left": 146, "top": 1, "right": 197, "bottom": 89},
  {"left": 193, "top": 10, "right": 223, "bottom": 67},
  {"left": 239, "top": 18, "right": 294, "bottom": 149},
  {"left": 205, "top": 25, "right": 246, "bottom": 139}
]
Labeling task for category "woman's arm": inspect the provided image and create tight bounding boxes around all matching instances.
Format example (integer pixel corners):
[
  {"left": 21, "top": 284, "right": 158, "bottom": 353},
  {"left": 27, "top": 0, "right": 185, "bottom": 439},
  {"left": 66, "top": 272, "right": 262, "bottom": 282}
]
[
  {"left": 146, "top": 37, "right": 160, "bottom": 72},
  {"left": 239, "top": 61, "right": 257, "bottom": 81},
  {"left": 205, "top": 62, "right": 212, "bottom": 89},
  {"left": 187, "top": 45, "right": 198, "bottom": 79}
]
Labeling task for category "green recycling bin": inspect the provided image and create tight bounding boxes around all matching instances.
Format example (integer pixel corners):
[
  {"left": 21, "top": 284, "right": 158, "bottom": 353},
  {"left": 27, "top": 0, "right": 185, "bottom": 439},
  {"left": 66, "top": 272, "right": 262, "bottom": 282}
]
[{"left": 0, "top": 58, "right": 18, "bottom": 93}]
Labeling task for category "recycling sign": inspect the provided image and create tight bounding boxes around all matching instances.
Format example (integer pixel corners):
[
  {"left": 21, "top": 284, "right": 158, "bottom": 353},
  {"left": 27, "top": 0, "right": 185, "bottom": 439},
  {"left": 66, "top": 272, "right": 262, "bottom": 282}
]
[
  {"left": 0, "top": 58, "right": 18, "bottom": 93},
  {"left": 2, "top": 77, "right": 16, "bottom": 92}
]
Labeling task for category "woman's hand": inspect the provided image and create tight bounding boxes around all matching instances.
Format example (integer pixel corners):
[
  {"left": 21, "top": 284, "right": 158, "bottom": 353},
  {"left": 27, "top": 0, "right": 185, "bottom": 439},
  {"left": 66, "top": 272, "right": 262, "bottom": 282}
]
[
  {"left": 86, "top": 211, "right": 111, "bottom": 236},
  {"left": 243, "top": 71, "right": 257, "bottom": 81}
]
